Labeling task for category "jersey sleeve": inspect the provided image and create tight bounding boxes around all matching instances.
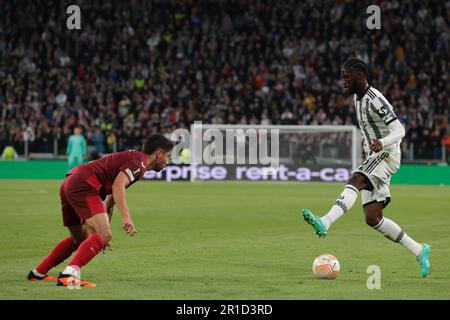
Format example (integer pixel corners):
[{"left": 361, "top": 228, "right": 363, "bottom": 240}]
[
  {"left": 370, "top": 95, "right": 398, "bottom": 125},
  {"left": 380, "top": 119, "right": 406, "bottom": 148},
  {"left": 119, "top": 152, "right": 147, "bottom": 184}
]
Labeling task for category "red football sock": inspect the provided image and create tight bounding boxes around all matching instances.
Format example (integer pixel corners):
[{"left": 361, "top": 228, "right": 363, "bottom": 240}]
[
  {"left": 36, "top": 237, "right": 79, "bottom": 275},
  {"left": 67, "top": 233, "right": 103, "bottom": 269}
]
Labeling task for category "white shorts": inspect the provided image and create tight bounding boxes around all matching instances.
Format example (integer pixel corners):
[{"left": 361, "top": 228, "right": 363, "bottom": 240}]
[{"left": 353, "top": 151, "right": 400, "bottom": 208}]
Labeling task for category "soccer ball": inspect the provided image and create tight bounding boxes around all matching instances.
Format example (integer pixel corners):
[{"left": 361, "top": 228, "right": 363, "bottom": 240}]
[{"left": 312, "top": 253, "right": 340, "bottom": 279}]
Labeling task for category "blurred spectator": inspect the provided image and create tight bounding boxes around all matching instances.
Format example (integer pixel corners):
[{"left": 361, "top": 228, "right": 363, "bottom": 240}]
[
  {"left": 90, "top": 128, "right": 105, "bottom": 154},
  {"left": 105, "top": 131, "right": 117, "bottom": 153},
  {"left": 2, "top": 143, "right": 18, "bottom": 160}
]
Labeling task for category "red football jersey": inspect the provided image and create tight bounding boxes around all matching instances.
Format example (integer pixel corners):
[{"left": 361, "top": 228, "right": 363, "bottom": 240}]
[{"left": 69, "top": 150, "right": 148, "bottom": 198}]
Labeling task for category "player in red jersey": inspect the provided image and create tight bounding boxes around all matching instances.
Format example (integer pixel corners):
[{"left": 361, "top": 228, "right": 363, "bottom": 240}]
[{"left": 27, "top": 134, "right": 174, "bottom": 287}]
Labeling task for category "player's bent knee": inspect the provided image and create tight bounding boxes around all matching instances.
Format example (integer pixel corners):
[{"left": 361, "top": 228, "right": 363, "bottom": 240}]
[
  {"left": 98, "top": 229, "right": 113, "bottom": 244},
  {"left": 347, "top": 173, "right": 366, "bottom": 190},
  {"left": 71, "top": 237, "right": 83, "bottom": 248},
  {"left": 364, "top": 209, "right": 383, "bottom": 227},
  {"left": 68, "top": 226, "right": 85, "bottom": 248},
  {"left": 365, "top": 216, "right": 382, "bottom": 227}
]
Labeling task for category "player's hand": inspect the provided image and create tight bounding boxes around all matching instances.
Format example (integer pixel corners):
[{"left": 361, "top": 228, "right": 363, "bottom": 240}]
[
  {"left": 122, "top": 218, "right": 138, "bottom": 236},
  {"left": 370, "top": 139, "right": 383, "bottom": 153},
  {"left": 102, "top": 241, "right": 113, "bottom": 254}
]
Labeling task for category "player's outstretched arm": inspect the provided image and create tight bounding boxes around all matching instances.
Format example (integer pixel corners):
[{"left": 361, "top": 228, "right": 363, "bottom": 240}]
[{"left": 112, "top": 172, "right": 138, "bottom": 236}]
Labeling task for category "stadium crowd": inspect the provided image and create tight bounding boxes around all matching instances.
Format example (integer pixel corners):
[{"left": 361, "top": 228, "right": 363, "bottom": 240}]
[{"left": 0, "top": 0, "right": 449, "bottom": 161}]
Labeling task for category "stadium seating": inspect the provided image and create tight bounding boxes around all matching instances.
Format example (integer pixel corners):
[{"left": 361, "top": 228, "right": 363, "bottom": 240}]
[{"left": 0, "top": 0, "right": 448, "bottom": 162}]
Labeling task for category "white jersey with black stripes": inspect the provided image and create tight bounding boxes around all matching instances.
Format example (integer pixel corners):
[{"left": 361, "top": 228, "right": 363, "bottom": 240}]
[{"left": 354, "top": 86, "right": 401, "bottom": 156}]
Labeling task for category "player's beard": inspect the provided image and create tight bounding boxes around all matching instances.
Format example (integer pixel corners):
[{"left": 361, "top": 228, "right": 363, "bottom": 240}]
[
  {"left": 342, "top": 83, "right": 352, "bottom": 96},
  {"left": 153, "top": 162, "right": 167, "bottom": 172}
]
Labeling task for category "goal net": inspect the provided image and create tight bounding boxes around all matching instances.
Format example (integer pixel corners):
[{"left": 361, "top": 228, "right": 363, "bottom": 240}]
[
  {"left": 179, "top": 124, "right": 361, "bottom": 182},
  {"left": 144, "top": 124, "right": 361, "bottom": 182}
]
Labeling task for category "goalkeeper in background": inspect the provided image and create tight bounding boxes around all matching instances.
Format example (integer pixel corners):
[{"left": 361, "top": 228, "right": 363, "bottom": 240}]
[{"left": 67, "top": 126, "right": 87, "bottom": 170}]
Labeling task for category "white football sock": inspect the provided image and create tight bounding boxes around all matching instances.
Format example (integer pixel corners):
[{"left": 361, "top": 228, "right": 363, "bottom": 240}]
[
  {"left": 62, "top": 265, "right": 81, "bottom": 278},
  {"left": 33, "top": 269, "right": 46, "bottom": 277},
  {"left": 321, "top": 185, "right": 359, "bottom": 229},
  {"left": 373, "top": 217, "right": 422, "bottom": 256}
]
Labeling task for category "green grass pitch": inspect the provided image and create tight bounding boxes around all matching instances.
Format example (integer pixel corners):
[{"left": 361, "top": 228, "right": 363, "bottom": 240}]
[{"left": 1, "top": 180, "right": 449, "bottom": 299}]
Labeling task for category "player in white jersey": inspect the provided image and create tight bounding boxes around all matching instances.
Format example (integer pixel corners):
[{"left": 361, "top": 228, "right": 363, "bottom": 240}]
[{"left": 301, "top": 58, "right": 431, "bottom": 277}]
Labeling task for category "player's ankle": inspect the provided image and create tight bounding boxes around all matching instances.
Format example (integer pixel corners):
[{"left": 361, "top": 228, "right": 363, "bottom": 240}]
[
  {"left": 61, "top": 265, "right": 81, "bottom": 278},
  {"left": 33, "top": 269, "right": 46, "bottom": 277},
  {"left": 320, "top": 217, "right": 331, "bottom": 230}
]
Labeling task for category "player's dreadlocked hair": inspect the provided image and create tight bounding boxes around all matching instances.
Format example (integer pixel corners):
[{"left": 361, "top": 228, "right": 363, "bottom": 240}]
[
  {"left": 142, "top": 134, "right": 174, "bottom": 154},
  {"left": 342, "top": 58, "right": 367, "bottom": 76}
]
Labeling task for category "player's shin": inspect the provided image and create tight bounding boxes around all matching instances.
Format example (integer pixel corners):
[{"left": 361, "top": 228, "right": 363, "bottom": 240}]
[
  {"left": 62, "top": 233, "right": 104, "bottom": 276},
  {"left": 35, "top": 237, "right": 79, "bottom": 275},
  {"left": 321, "top": 185, "right": 359, "bottom": 229},
  {"left": 372, "top": 217, "right": 422, "bottom": 255}
]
